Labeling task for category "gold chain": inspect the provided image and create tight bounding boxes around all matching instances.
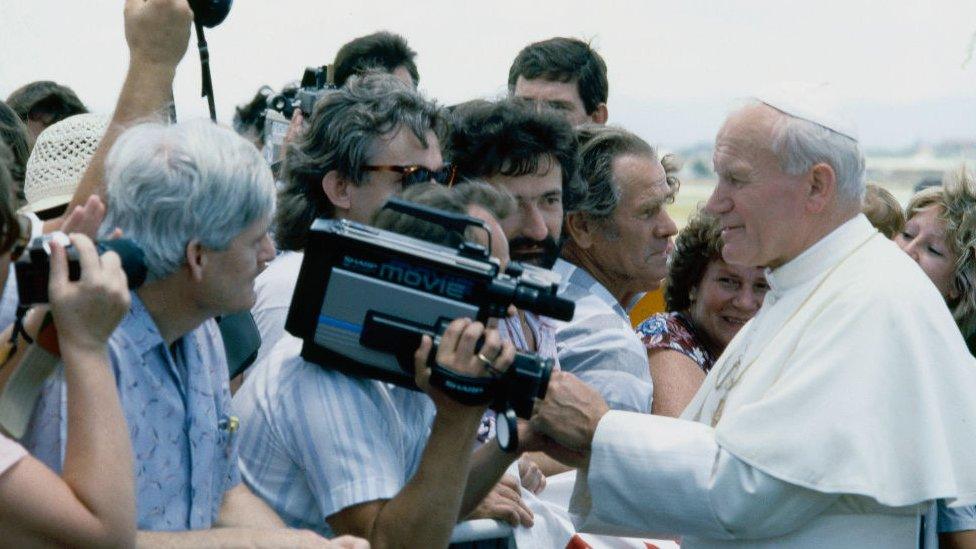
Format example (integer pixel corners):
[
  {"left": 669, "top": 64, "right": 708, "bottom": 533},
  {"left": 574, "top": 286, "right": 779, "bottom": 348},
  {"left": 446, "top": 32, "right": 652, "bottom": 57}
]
[{"left": 695, "top": 232, "right": 878, "bottom": 427}]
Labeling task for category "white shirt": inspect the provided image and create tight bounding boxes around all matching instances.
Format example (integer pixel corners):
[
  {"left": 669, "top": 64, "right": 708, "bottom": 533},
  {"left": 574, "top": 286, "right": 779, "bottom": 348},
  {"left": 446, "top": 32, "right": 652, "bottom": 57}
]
[
  {"left": 572, "top": 215, "right": 976, "bottom": 547},
  {"left": 234, "top": 335, "right": 435, "bottom": 537},
  {"left": 251, "top": 251, "right": 303, "bottom": 367}
]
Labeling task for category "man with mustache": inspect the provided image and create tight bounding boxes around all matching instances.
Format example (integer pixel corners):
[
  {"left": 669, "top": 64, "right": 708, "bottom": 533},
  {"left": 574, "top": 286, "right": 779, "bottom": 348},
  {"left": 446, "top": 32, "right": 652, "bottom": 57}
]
[
  {"left": 448, "top": 100, "right": 579, "bottom": 363},
  {"left": 448, "top": 101, "right": 658, "bottom": 415}
]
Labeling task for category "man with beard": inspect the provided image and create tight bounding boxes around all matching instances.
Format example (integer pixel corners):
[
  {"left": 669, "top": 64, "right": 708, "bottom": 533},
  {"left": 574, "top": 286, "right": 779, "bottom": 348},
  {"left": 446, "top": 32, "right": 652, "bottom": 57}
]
[
  {"left": 448, "top": 101, "right": 655, "bottom": 415},
  {"left": 448, "top": 99, "right": 579, "bottom": 362}
]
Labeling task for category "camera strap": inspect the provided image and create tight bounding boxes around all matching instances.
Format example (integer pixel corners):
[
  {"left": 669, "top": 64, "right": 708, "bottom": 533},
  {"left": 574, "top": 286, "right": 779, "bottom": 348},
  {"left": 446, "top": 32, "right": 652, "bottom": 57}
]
[
  {"left": 427, "top": 363, "right": 496, "bottom": 407},
  {"left": 194, "top": 21, "right": 217, "bottom": 122}
]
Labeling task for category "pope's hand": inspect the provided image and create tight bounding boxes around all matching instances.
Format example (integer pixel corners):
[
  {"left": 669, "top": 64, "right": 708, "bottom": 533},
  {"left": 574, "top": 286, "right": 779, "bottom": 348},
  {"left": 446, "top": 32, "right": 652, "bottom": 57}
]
[{"left": 530, "top": 371, "right": 609, "bottom": 460}]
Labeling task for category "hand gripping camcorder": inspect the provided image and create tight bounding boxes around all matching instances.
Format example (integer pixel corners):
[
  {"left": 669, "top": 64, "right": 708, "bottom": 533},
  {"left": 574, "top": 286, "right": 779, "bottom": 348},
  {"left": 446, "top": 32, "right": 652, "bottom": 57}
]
[{"left": 285, "top": 200, "right": 575, "bottom": 451}]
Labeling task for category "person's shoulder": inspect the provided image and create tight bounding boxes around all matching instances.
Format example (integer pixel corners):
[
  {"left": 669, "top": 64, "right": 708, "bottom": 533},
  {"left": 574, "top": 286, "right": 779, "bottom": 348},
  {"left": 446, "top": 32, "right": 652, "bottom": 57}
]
[
  {"left": 839, "top": 236, "right": 943, "bottom": 305},
  {"left": 253, "top": 251, "right": 304, "bottom": 309},
  {"left": 635, "top": 311, "right": 678, "bottom": 337}
]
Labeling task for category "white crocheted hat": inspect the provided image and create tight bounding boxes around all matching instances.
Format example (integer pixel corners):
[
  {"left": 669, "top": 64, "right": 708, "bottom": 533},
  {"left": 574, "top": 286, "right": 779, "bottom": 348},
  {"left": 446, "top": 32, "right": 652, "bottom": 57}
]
[{"left": 21, "top": 113, "right": 109, "bottom": 214}]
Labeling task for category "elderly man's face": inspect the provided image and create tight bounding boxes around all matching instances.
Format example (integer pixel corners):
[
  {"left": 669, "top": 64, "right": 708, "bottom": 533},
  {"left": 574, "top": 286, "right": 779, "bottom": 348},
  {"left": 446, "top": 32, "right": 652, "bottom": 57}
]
[
  {"left": 345, "top": 127, "right": 444, "bottom": 223},
  {"left": 705, "top": 105, "right": 808, "bottom": 269},
  {"left": 200, "top": 215, "right": 277, "bottom": 314},
  {"left": 587, "top": 155, "right": 677, "bottom": 291}
]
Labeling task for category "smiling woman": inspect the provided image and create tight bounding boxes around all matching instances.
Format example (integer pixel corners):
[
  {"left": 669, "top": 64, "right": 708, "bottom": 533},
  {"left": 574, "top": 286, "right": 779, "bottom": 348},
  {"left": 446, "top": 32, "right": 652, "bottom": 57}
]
[{"left": 635, "top": 208, "right": 768, "bottom": 417}]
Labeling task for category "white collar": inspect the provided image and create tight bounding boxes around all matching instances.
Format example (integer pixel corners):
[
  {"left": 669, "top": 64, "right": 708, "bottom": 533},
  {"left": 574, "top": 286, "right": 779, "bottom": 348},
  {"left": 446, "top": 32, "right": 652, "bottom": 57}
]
[{"left": 765, "top": 214, "right": 875, "bottom": 297}]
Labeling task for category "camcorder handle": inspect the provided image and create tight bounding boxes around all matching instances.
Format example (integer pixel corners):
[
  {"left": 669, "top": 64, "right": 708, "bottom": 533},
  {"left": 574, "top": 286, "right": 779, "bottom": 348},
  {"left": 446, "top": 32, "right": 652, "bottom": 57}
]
[{"left": 360, "top": 312, "right": 521, "bottom": 452}]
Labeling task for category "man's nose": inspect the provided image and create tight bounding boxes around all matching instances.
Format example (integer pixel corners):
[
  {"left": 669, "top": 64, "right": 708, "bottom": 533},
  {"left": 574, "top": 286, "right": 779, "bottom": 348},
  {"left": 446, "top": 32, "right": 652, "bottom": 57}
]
[
  {"left": 704, "top": 182, "right": 731, "bottom": 216},
  {"left": 733, "top": 285, "right": 761, "bottom": 313},
  {"left": 521, "top": 206, "right": 549, "bottom": 241},
  {"left": 655, "top": 210, "right": 678, "bottom": 239},
  {"left": 259, "top": 233, "right": 276, "bottom": 262}
]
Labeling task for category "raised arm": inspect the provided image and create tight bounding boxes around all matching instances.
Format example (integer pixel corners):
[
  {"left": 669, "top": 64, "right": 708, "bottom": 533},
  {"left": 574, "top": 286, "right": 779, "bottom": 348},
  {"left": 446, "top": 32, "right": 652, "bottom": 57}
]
[
  {"left": 58, "top": 0, "right": 191, "bottom": 223},
  {"left": 0, "top": 234, "right": 135, "bottom": 547}
]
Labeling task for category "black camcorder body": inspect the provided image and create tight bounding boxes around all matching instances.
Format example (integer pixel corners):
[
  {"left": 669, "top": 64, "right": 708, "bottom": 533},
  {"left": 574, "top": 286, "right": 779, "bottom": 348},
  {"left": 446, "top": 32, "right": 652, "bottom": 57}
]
[
  {"left": 15, "top": 236, "right": 147, "bottom": 306},
  {"left": 285, "top": 216, "right": 575, "bottom": 450}
]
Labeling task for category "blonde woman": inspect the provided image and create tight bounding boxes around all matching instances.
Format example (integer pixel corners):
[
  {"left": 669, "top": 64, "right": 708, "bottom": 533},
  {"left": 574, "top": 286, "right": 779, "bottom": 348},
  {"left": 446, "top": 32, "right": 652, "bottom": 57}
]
[{"left": 896, "top": 163, "right": 976, "bottom": 548}]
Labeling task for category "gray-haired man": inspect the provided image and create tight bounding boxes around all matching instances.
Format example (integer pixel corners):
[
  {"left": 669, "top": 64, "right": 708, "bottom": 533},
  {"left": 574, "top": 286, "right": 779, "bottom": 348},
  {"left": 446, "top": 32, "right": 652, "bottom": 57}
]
[{"left": 24, "top": 119, "right": 344, "bottom": 547}]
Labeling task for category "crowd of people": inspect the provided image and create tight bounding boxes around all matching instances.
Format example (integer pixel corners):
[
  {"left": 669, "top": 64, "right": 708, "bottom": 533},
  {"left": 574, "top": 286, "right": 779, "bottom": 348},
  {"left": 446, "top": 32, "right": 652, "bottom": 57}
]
[{"left": 0, "top": 0, "right": 975, "bottom": 547}]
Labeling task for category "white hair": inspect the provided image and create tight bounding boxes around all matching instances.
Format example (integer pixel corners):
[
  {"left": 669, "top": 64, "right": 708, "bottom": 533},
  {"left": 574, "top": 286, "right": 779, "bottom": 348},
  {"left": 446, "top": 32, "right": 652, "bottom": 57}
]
[
  {"left": 766, "top": 105, "right": 866, "bottom": 204},
  {"left": 102, "top": 120, "right": 275, "bottom": 280}
]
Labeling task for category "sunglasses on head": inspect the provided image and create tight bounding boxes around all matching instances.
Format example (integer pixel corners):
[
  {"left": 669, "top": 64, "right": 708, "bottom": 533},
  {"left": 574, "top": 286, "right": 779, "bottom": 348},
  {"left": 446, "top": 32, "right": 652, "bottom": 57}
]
[{"left": 363, "top": 164, "right": 458, "bottom": 187}]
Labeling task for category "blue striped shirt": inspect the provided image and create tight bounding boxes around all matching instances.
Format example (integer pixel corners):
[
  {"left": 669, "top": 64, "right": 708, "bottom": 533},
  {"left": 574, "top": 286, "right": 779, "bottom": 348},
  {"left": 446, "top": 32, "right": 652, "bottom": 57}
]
[
  {"left": 551, "top": 258, "right": 654, "bottom": 413},
  {"left": 233, "top": 335, "right": 435, "bottom": 537}
]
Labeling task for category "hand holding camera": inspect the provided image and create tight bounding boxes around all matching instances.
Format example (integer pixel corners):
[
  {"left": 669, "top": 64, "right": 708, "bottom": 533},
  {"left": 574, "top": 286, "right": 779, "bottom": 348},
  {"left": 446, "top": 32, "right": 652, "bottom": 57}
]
[
  {"left": 413, "top": 318, "right": 516, "bottom": 415},
  {"left": 48, "top": 234, "right": 131, "bottom": 358}
]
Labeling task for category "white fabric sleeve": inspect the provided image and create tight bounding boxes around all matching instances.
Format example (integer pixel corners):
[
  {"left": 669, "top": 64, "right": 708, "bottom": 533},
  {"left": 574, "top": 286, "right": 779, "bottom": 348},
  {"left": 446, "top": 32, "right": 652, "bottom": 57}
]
[{"left": 571, "top": 411, "right": 839, "bottom": 540}]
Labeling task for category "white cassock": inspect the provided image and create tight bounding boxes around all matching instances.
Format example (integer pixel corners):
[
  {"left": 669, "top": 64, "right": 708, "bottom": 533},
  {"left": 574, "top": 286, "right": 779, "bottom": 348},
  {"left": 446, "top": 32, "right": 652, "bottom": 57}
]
[{"left": 569, "top": 215, "right": 976, "bottom": 548}]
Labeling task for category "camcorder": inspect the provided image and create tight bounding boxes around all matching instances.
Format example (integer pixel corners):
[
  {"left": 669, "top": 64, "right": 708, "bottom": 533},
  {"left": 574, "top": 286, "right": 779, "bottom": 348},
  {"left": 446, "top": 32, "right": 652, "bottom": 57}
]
[
  {"left": 15, "top": 235, "right": 148, "bottom": 306},
  {"left": 286, "top": 199, "right": 575, "bottom": 451},
  {"left": 263, "top": 66, "right": 338, "bottom": 169}
]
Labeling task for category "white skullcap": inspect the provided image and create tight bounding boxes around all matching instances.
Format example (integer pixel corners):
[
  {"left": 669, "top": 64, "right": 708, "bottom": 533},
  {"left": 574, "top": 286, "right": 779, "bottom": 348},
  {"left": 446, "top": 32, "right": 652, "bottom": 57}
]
[
  {"left": 21, "top": 113, "right": 109, "bottom": 214},
  {"left": 753, "top": 82, "right": 859, "bottom": 142}
]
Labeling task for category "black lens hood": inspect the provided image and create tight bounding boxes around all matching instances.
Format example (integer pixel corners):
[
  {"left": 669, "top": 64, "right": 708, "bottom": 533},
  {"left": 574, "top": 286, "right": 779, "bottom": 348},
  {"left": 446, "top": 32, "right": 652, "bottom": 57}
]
[{"left": 188, "top": 0, "right": 233, "bottom": 28}]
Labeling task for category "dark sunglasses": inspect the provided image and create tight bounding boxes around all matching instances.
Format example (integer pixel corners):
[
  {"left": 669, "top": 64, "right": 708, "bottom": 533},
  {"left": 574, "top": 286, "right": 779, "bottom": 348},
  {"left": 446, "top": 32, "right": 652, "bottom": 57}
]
[{"left": 363, "top": 164, "right": 458, "bottom": 187}]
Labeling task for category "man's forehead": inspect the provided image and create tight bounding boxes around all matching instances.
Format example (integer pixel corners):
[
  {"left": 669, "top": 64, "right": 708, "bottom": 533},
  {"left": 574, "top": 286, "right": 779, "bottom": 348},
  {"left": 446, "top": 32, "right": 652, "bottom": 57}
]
[
  {"left": 499, "top": 173, "right": 562, "bottom": 197},
  {"left": 368, "top": 126, "right": 440, "bottom": 165},
  {"left": 514, "top": 76, "right": 581, "bottom": 103},
  {"left": 713, "top": 106, "right": 780, "bottom": 168}
]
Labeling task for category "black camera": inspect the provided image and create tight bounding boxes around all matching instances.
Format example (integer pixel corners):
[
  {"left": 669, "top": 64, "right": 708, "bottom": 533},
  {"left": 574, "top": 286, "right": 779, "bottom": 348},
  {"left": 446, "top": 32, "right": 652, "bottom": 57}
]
[
  {"left": 15, "top": 236, "right": 148, "bottom": 306},
  {"left": 263, "top": 66, "right": 339, "bottom": 169},
  {"left": 266, "top": 66, "right": 338, "bottom": 120},
  {"left": 285, "top": 202, "right": 574, "bottom": 451}
]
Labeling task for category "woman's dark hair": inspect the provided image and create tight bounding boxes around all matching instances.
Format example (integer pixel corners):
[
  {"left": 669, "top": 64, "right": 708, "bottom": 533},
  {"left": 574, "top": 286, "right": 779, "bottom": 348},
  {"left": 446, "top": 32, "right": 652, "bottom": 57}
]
[
  {"left": 664, "top": 208, "right": 723, "bottom": 312},
  {"left": 6, "top": 80, "right": 87, "bottom": 125},
  {"left": 0, "top": 142, "right": 22, "bottom": 255},
  {"left": 0, "top": 100, "right": 30, "bottom": 204}
]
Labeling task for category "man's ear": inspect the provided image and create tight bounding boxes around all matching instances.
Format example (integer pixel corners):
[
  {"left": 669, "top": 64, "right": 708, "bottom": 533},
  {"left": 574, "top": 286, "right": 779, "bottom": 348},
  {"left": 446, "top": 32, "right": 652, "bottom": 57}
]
[
  {"left": 590, "top": 103, "right": 609, "bottom": 125},
  {"left": 185, "top": 238, "right": 206, "bottom": 282},
  {"left": 806, "top": 162, "right": 837, "bottom": 214},
  {"left": 565, "top": 212, "right": 594, "bottom": 249},
  {"left": 322, "top": 171, "right": 351, "bottom": 210}
]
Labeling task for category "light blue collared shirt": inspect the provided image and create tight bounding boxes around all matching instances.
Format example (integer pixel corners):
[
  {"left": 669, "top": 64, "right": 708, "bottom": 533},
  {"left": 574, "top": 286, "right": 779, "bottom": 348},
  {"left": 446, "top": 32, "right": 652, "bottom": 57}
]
[
  {"left": 25, "top": 292, "right": 240, "bottom": 531},
  {"left": 552, "top": 258, "right": 653, "bottom": 413}
]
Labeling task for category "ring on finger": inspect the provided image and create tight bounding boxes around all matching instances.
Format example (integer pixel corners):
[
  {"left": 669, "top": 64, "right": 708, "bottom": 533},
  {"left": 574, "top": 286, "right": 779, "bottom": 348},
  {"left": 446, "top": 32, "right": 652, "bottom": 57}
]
[{"left": 476, "top": 351, "right": 504, "bottom": 376}]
